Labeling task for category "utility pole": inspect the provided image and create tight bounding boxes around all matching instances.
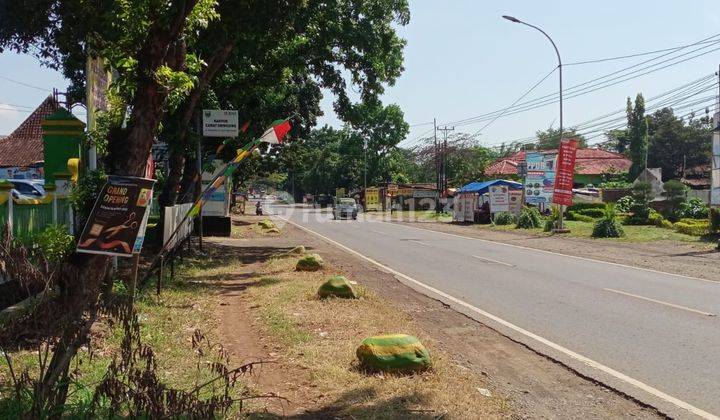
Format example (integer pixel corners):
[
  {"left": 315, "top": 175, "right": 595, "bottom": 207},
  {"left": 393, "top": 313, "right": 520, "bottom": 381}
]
[
  {"left": 363, "top": 137, "right": 368, "bottom": 192},
  {"left": 195, "top": 112, "right": 204, "bottom": 253},
  {"left": 437, "top": 125, "right": 455, "bottom": 212},
  {"left": 434, "top": 118, "right": 439, "bottom": 213},
  {"left": 714, "top": 64, "right": 720, "bottom": 250}
]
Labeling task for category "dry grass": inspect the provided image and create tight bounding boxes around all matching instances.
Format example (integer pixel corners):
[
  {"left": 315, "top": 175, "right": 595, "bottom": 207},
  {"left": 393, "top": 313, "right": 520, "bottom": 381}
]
[{"left": 244, "top": 255, "right": 509, "bottom": 419}]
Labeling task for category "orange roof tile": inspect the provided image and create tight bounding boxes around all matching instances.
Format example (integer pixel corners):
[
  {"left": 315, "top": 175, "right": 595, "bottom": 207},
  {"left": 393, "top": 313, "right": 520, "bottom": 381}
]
[{"left": 0, "top": 97, "right": 58, "bottom": 167}]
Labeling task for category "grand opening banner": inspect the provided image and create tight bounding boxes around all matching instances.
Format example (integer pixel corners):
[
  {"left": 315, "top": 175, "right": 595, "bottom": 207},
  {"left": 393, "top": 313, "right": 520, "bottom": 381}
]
[
  {"left": 552, "top": 139, "right": 579, "bottom": 207},
  {"left": 77, "top": 176, "right": 156, "bottom": 257}
]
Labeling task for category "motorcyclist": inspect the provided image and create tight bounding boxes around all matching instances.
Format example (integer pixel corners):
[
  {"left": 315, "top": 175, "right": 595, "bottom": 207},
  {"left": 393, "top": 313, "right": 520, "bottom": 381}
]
[{"left": 255, "top": 200, "right": 263, "bottom": 215}]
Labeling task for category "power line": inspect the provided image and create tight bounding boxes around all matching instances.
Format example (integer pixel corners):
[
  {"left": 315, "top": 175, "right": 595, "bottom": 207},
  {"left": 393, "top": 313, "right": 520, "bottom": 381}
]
[
  {"left": 0, "top": 74, "right": 53, "bottom": 92},
  {"left": 564, "top": 39, "right": 720, "bottom": 66},
  {"left": 468, "top": 67, "right": 558, "bottom": 138},
  {"left": 439, "top": 35, "right": 720, "bottom": 128}
]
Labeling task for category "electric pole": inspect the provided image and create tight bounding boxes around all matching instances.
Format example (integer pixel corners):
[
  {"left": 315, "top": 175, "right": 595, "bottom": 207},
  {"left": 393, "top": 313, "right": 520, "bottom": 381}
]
[
  {"left": 434, "top": 118, "right": 439, "bottom": 213},
  {"left": 437, "top": 125, "right": 455, "bottom": 211}
]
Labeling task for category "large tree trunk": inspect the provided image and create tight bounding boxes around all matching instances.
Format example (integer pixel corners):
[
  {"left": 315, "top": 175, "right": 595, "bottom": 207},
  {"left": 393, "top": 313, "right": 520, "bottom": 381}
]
[
  {"left": 38, "top": 1, "right": 200, "bottom": 414},
  {"left": 158, "top": 40, "right": 236, "bottom": 209}
]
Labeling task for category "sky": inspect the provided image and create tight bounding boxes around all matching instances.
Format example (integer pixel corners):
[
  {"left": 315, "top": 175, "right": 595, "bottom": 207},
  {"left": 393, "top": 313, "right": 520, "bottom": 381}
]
[{"left": 1, "top": 1, "right": 719, "bottom": 148}]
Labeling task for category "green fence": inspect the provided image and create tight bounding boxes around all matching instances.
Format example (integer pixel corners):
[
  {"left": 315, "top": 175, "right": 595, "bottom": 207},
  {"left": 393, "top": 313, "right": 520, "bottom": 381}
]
[{"left": 0, "top": 194, "right": 74, "bottom": 241}]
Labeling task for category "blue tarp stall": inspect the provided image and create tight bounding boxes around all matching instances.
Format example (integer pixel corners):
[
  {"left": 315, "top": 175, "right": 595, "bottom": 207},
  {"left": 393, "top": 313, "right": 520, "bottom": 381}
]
[{"left": 454, "top": 180, "right": 522, "bottom": 222}]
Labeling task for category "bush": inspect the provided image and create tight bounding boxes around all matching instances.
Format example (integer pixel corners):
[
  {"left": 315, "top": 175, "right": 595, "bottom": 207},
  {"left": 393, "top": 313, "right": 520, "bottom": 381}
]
[
  {"left": 516, "top": 207, "right": 542, "bottom": 229},
  {"left": 567, "top": 211, "right": 594, "bottom": 223},
  {"left": 678, "top": 197, "right": 709, "bottom": 219},
  {"left": 615, "top": 196, "right": 635, "bottom": 213},
  {"left": 648, "top": 210, "right": 665, "bottom": 227},
  {"left": 567, "top": 202, "right": 606, "bottom": 212},
  {"left": 627, "top": 181, "right": 654, "bottom": 222},
  {"left": 35, "top": 224, "right": 75, "bottom": 263},
  {"left": 673, "top": 221, "right": 709, "bottom": 236},
  {"left": 576, "top": 208, "right": 605, "bottom": 219},
  {"left": 659, "top": 219, "right": 674, "bottom": 229},
  {"left": 592, "top": 204, "right": 624, "bottom": 238},
  {"left": 493, "top": 212, "right": 516, "bottom": 225},
  {"left": 662, "top": 180, "right": 688, "bottom": 221},
  {"left": 711, "top": 208, "right": 720, "bottom": 233},
  {"left": 543, "top": 206, "right": 561, "bottom": 232}
]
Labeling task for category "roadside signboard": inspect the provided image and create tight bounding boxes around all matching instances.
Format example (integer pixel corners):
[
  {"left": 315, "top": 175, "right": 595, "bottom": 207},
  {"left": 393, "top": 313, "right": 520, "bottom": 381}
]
[
  {"left": 202, "top": 110, "right": 239, "bottom": 137},
  {"left": 77, "top": 176, "right": 156, "bottom": 257},
  {"left": 365, "top": 187, "right": 381, "bottom": 211},
  {"left": 489, "top": 185, "right": 510, "bottom": 213},
  {"left": 387, "top": 183, "right": 398, "bottom": 194},
  {"left": 552, "top": 139, "right": 579, "bottom": 206},
  {"left": 509, "top": 189, "right": 523, "bottom": 215},
  {"left": 413, "top": 189, "right": 438, "bottom": 198},
  {"left": 524, "top": 152, "right": 556, "bottom": 205},
  {"left": 397, "top": 188, "right": 413, "bottom": 196}
]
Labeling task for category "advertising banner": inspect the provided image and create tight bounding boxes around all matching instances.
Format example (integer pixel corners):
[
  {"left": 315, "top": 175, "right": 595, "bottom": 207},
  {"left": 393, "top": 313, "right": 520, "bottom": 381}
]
[
  {"left": 524, "top": 152, "right": 556, "bottom": 205},
  {"left": 509, "top": 189, "right": 523, "bottom": 215},
  {"left": 77, "top": 176, "right": 156, "bottom": 257},
  {"left": 365, "top": 188, "right": 381, "bottom": 211},
  {"left": 489, "top": 185, "right": 510, "bottom": 213},
  {"left": 552, "top": 138, "right": 579, "bottom": 206}
]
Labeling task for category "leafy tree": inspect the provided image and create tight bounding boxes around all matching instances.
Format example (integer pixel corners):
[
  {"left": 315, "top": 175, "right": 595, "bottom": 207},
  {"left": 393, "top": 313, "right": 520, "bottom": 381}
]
[
  {"left": 528, "top": 126, "right": 588, "bottom": 150},
  {"left": 409, "top": 133, "right": 497, "bottom": 187},
  {"left": 647, "top": 108, "right": 712, "bottom": 180},
  {"left": 598, "top": 129, "right": 630, "bottom": 154},
  {"left": 627, "top": 94, "right": 649, "bottom": 179},
  {"left": 625, "top": 181, "right": 654, "bottom": 223}
]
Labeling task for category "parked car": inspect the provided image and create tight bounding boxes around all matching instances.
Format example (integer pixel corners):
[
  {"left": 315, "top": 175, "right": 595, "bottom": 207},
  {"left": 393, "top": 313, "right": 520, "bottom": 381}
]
[
  {"left": 9, "top": 179, "right": 45, "bottom": 200},
  {"left": 333, "top": 197, "right": 358, "bottom": 220}
]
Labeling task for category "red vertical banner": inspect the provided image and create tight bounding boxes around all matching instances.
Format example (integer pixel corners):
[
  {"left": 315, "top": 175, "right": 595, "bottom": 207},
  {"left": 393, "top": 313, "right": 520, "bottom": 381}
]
[{"left": 552, "top": 138, "right": 579, "bottom": 206}]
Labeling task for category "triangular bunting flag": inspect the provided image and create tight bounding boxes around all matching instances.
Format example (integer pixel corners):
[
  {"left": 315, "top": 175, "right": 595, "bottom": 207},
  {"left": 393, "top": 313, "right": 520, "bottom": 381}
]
[{"left": 259, "top": 119, "right": 291, "bottom": 144}]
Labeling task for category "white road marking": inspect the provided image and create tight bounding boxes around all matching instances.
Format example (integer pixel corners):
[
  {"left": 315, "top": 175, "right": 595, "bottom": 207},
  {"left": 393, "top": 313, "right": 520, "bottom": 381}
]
[
  {"left": 279, "top": 216, "right": 720, "bottom": 420},
  {"left": 472, "top": 255, "right": 515, "bottom": 267},
  {"left": 369, "top": 229, "right": 389, "bottom": 236},
  {"left": 378, "top": 221, "right": 720, "bottom": 285},
  {"left": 408, "top": 239, "right": 429, "bottom": 246},
  {"left": 604, "top": 288, "right": 717, "bottom": 317}
]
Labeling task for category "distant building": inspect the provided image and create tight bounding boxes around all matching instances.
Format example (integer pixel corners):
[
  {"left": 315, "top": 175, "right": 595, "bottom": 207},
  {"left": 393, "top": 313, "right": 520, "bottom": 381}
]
[
  {"left": 0, "top": 97, "right": 59, "bottom": 180},
  {"left": 485, "top": 148, "right": 632, "bottom": 186}
]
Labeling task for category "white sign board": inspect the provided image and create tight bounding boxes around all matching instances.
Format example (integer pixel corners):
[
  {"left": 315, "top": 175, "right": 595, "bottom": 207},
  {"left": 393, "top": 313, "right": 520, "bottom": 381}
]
[
  {"left": 489, "top": 185, "right": 510, "bottom": 213},
  {"left": 203, "top": 109, "right": 239, "bottom": 137}
]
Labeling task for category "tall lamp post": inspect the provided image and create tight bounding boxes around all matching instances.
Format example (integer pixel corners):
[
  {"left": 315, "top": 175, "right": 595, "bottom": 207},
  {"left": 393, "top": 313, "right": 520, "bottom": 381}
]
[{"left": 502, "top": 15, "right": 566, "bottom": 230}]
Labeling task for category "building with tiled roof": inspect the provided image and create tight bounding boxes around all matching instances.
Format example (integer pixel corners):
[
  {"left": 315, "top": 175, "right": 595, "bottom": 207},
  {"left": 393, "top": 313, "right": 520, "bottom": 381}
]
[
  {"left": 485, "top": 148, "right": 632, "bottom": 186},
  {"left": 0, "top": 97, "right": 58, "bottom": 179}
]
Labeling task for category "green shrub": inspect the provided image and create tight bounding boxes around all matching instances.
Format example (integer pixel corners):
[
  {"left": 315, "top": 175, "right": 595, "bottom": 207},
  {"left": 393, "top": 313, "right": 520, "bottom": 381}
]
[
  {"left": 493, "top": 212, "right": 516, "bottom": 226},
  {"left": 516, "top": 207, "right": 542, "bottom": 229},
  {"left": 568, "top": 211, "right": 594, "bottom": 223},
  {"left": 592, "top": 204, "right": 624, "bottom": 238},
  {"left": 678, "top": 197, "right": 709, "bottom": 219},
  {"left": 615, "top": 195, "right": 635, "bottom": 213},
  {"left": 673, "top": 221, "right": 709, "bottom": 236},
  {"left": 662, "top": 180, "right": 688, "bottom": 221},
  {"left": 648, "top": 210, "right": 665, "bottom": 227},
  {"left": 627, "top": 181, "right": 654, "bottom": 222},
  {"left": 35, "top": 224, "right": 75, "bottom": 263},
  {"left": 659, "top": 219, "right": 673, "bottom": 229},
  {"left": 567, "top": 202, "right": 606, "bottom": 212},
  {"left": 576, "top": 208, "right": 605, "bottom": 219},
  {"left": 711, "top": 207, "right": 720, "bottom": 233},
  {"left": 543, "top": 206, "right": 561, "bottom": 232}
]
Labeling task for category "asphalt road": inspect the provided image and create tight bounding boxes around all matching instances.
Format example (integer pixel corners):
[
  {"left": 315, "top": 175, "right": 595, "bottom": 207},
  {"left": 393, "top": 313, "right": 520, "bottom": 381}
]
[{"left": 273, "top": 204, "right": 720, "bottom": 419}]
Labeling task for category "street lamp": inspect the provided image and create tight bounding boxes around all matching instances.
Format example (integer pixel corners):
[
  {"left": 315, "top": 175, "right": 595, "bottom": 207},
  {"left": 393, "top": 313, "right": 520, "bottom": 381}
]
[{"left": 502, "top": 15, "right": 566, "bottom": 230}]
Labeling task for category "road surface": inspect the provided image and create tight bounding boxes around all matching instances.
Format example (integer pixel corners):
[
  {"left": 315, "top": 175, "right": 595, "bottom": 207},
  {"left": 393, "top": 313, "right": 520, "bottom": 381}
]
[{"left": 273, "top": 204, "right": 720, "bottom": 419}]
